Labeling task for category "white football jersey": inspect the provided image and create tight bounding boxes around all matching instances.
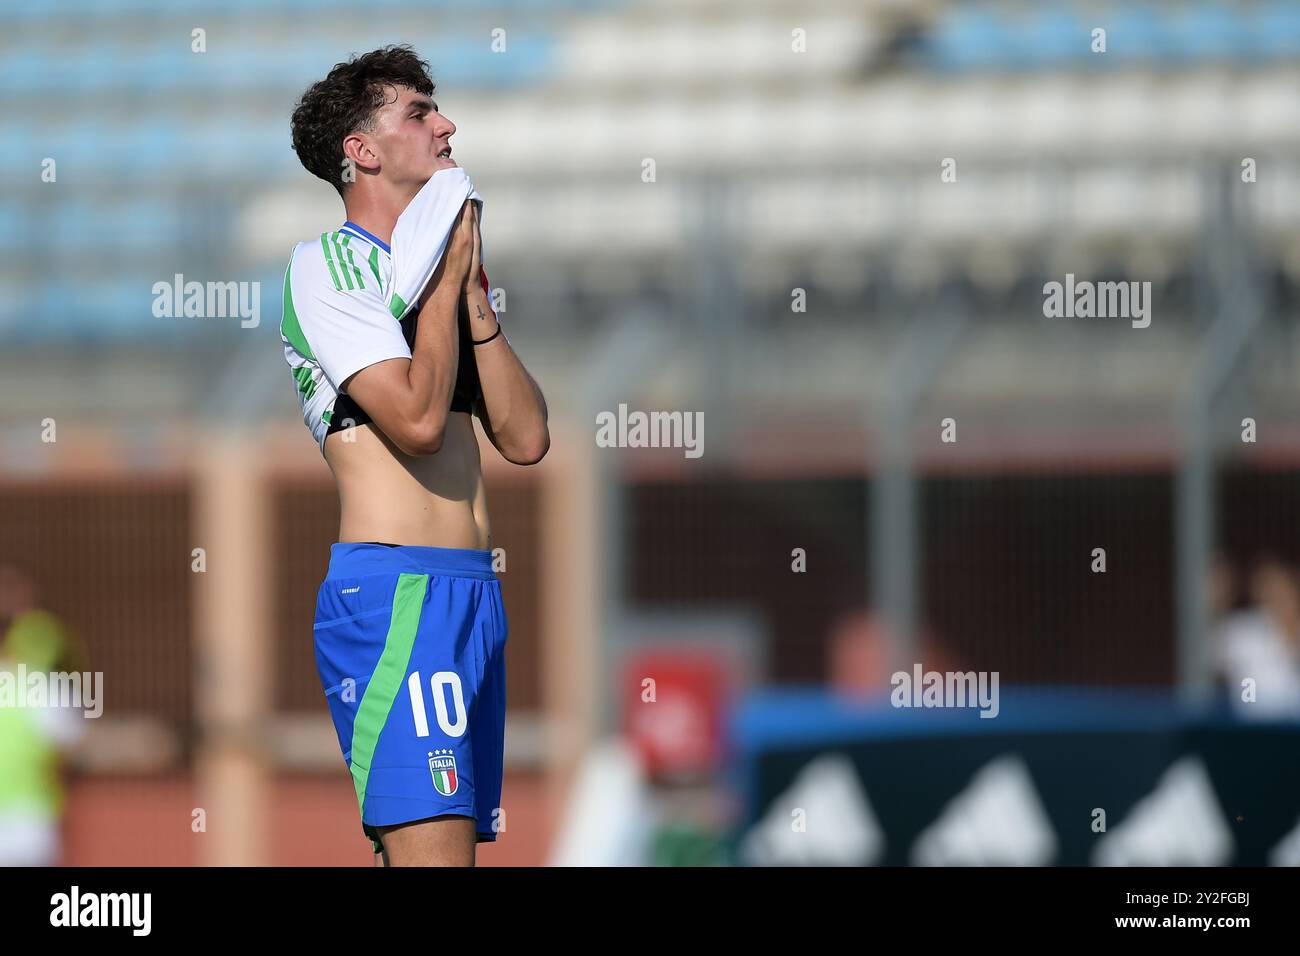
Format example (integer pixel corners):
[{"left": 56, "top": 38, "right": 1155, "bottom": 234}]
[{"left": 279, "top": 168, "right": 487, "bottom": 452}]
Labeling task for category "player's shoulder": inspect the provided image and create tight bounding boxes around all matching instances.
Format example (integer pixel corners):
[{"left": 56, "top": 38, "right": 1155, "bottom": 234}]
[
  {"left": 287, "top": 231, "right": 380, "bottom": 296},
  {"left": 284, "top": 235, "right": 327, "bottom": 288}
]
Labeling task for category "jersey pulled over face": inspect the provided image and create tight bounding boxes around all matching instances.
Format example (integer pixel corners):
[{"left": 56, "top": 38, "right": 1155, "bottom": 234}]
[{"left": 279, "top": 167, "right": 495, "bottom": 452}]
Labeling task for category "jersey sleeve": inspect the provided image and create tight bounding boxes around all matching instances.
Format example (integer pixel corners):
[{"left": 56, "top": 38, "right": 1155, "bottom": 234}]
[
  {"left": 285, "top": 237, "right": 412, "bottom": 393},
  {"left": 386, "top": 167, "right": 482, "bottom": 320}
]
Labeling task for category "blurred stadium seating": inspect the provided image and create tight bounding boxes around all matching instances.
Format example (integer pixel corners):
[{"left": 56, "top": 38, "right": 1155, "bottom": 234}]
[{"left": 2, "top": 0, "right": 1300, "bottom": 866}]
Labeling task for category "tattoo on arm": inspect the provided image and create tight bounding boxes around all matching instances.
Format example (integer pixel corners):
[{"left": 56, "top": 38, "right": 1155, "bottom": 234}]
[{"left": 475, "top": 304, "right": 487, "bottom": 322}]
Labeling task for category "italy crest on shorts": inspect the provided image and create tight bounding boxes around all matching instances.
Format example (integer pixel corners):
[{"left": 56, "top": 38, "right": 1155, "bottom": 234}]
[{"left": 429, "top": 749, "right": 458, "bottom": 796}]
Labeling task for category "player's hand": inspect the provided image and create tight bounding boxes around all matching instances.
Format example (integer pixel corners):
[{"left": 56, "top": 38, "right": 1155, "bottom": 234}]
[
  {"left": 447, "top": 199, "right": 477, "bottom": 283},
  {"left": 431, "top": 200, "right": 476, "bottom": 295},
  {"left": 418, "top": 200, "right": 475, "bottom": 308},
  {"left": 462, "top": 202, "right": 482, "bottom": 294}
]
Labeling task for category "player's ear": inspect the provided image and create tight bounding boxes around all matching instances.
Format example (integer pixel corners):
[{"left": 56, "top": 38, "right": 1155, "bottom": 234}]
[{"left": 342, "top": 133, "right": 380, "bottom": 175}]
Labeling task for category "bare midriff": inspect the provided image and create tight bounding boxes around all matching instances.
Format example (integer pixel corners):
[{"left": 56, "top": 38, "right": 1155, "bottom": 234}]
[{"left": 323, "top": 411, "right": 491, "bottom": 551}]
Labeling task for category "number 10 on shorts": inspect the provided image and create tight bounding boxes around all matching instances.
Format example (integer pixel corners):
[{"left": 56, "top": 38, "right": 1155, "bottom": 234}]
[{"left": 408, "top": 670, "right": 468, "bottom": 738}]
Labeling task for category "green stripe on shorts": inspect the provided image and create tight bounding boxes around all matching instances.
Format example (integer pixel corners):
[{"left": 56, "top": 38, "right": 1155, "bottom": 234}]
[{"left": 349, "top": 572, "right": 428, "bottom": 820}]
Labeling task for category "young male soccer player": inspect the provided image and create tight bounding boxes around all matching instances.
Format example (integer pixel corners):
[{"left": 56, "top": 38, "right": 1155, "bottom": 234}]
[{"left": 283, "top": 46, "right": 549, "bottom": 866}]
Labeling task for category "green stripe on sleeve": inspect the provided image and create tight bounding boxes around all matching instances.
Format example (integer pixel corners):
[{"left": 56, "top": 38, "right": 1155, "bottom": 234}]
[
  {"left": 389, "top": 293, "right": 408, "bottom": 319},
  {"left": 281, "top": 254, "right": 316, "bottom": 361},
  {"left": 320, "top": 234, "right": 343, "bottom": 291},
  {"left": 341, "top": 235, "right": 366, "bottom": 289},
  {"left": 348, "top": 573, "right": 429, "bottom": 819},
  {"left": 293, "top": 365, "right": 317, "bottom": 400},
  {"left": 368, "top": 245, "right": 383, "bottom": 293},
  {"left": 331, "top": 233, "right": 356, "bottom": 290}
]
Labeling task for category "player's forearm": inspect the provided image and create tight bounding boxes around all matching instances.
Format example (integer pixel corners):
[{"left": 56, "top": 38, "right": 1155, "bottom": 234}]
[
  {"left": 404, "top": 285, "right": 461, "bottom": 445},
  {"left": 466, "top": 288, "right": 550, "bottom": 463}
]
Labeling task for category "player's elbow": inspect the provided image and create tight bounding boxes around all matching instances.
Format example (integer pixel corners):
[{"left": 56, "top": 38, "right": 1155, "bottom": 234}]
[
  {"left": 509, "top": 429, "right": 550, "bottom": 466},
  {"left": 397, "top": 416, "right": 446, "bottom": 457}
]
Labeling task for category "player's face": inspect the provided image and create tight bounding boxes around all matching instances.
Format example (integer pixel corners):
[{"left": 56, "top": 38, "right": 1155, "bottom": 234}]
[{"left": 371, "top": 85, "right": 457, "bottom": 187}]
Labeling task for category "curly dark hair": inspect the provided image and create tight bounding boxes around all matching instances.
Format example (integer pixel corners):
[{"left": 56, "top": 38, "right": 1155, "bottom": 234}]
[{"left": 290, "top": 45, "right": 435, "bottom": 197}]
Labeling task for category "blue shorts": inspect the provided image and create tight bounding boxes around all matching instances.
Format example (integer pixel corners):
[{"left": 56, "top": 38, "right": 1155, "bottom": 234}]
[{"left": 313, "top": 543, "right": 507, "bottom": 852}]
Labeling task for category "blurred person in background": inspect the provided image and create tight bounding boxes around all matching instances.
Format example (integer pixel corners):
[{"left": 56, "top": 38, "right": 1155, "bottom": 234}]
[
  {"left": 0, "top": 566, "right": 86, "bottom": 866},
  {"left": 1213, "top": 553, "right": 1300, "bottom": 719},
  {"left": 828, "top": 608, "right": 964, "bottom": 699}
]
